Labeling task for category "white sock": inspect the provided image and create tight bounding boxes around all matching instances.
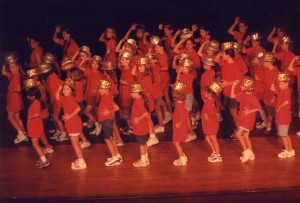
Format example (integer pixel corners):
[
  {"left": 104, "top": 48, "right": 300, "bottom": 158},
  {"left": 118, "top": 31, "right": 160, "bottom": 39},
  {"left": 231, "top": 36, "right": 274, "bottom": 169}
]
[
  {"left": 61, "top": 131, "right": 67, "bottom": 136},
  {"left": 18, "top": 131, "right": 24, "bottom": 136},
  {"left": 150, "top": 133, "right": 156, "bottom": 138},
  {"left": 78, "top": 158, "right": 85, "bottom": 164},
  {"left": 40, "top": 156, "right": 47, "bottom": 162},
  {"left": 112, "top": 155, "right": 118, "bottom": 160},
  {"left": 141, "top": 155, "right": 146, "bottom": 162}
]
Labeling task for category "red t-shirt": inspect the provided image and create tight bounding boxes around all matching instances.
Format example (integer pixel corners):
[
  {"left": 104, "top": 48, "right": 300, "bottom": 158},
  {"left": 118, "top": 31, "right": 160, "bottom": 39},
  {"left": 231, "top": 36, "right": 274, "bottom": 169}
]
[
  {"left": 156, "top": 52, "right": 170, "bottom": 89},
  {"left": 173, "top": 101, "right": 189, "bottom": 142},
  {"left": 236, "top": 92, "right": 262, "bottom": 130},
  {"left": 233, "top": 31, "right": 245, "bottom": 42},
  {"left": 105, "top": 39, "right": 117, "bottom": 64},
  {"left": 202, "top": 98, "right": 219, "bottom": 135},
  {"left": 275, "top": 88, "right": 291, "bottom": 125},
  {"left": 84, "top": 68, "right": 105, "bottom": 94},
  {"left": 276, "top": 50, "right": 295, "bottom": 71},
  {"left": 46, "top": 73, "right": 62, "bottom": 100},
  {"left": 98, "top": 93, "right": 115, "bottom": 122},
  {"left": 60, "top": 95, "right": 82, "bottom": 133},
  {"left": 27, "top": 100, "right": 44, "bottom": 137},
  {"left": 7, "top": 72, "right": 21, "bottom": 92},
  {"left": 57, "top": 39, "right": 79, "bottom": 59},
  {"left": 200, "top": 69, "right": 215, "bottom": 100},
  {"left": 219, "top": 59, "right": 243, "bottom": 97},
  {"left": 30, "top": 46, "right": 43, "bottom": 68},
  {"left": 131, "top": 97, "right": 150, "bottom": 136},
  {"left": 178, "top": 72, "right": 194, "bottom": 95},
  {"left": 263, "top": 67, "right": 279, "bottom": 106},
  {"left": 75, "top": 80, "right": 84, "bottom": 103},
  {"left": 150, "top": 63, "right": 163, "bottom": 99},
  {"left": 254, "top": 65, "right": 266, "bottom": 100}
]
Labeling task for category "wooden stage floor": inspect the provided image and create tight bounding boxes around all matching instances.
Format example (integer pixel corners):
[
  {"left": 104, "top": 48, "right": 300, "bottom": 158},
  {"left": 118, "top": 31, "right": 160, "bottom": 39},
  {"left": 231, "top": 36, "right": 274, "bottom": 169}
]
[{"left": 1, "top": 136, "right": 300, "bottom": 203}]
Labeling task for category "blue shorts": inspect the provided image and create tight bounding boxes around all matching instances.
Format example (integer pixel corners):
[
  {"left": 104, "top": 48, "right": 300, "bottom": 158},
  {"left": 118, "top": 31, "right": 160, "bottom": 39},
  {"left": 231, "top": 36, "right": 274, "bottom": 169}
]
[
  {"left": 135, "top": 134, "right": 149, "bottom": 145},
  {"left": 223, "top": 96, "right": 239, "bottom": 109},
  {"left": 101, "top": 119, "right": 114, "bottom": 139}
]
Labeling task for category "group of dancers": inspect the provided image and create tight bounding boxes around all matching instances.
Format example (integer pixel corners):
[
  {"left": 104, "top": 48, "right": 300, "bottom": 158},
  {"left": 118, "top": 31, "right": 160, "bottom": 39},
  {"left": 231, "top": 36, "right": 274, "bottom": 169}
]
[{"left": 1, "top": 16, "right": 300, "bottom": 170}]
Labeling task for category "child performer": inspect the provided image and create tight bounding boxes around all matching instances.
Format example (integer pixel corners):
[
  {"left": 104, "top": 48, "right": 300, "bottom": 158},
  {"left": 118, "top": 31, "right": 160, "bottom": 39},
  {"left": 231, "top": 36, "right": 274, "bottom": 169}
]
[
  {"left": 26, "top": 87, "right": 50, "bottom": 168},
  {"left": 171, "top": 81, "right": 189, "bottom": 166},
  {"left": 174, "top": 58, "right": 197, "bottom": 142},
  {"left": 130, "top": 82, "right": 150, "bottom": 167},
  {"left": 131, "top": 57, "right": 159, "bottom": 147},
  {"left": 56, "top": 78, "right": 87, "bottom": 170},
  {"left": 231, "top": 76, "right": 262, "bottom": 163},
  {"left": 202, "top": 82, "right": 223, "bottom": 163},
  {"left": 39, "top": 62, "right": 67, "bottom": 141},
  {"left": 77, "top": 54, "right": 104, "bottom": 135},
  {"left": 2, "top": 54, "right": 27, "bottom": 144},
  {"left": 99, "top": 27, "right": 117, "bottom": 65},
  {"left": 271, "top": 73, "right": 295, "bottom": 158},
  {"left": 97, "top": 79, "right": 122, "bottom": 166},
  {"left": 101, "top": 60, "right": 124, "bottom": 146}
]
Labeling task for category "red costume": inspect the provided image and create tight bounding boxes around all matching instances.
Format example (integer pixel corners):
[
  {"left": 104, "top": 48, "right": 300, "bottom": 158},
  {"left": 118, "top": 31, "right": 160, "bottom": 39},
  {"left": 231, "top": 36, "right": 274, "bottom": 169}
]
[
  {"left": 6, "top": 72, "right": 23, "bottom": 112},
  {"left": 27, "top": 100, "right": 44, "bottom": 138},
  {"left": 131, "top": 97, "right": 150, "bottom": 136},
  {"left": 202, "top": 98, "right": 219, "bottom": 135},
  {"left": 173, "top": 101, "right": 189, "bottom": 142}
]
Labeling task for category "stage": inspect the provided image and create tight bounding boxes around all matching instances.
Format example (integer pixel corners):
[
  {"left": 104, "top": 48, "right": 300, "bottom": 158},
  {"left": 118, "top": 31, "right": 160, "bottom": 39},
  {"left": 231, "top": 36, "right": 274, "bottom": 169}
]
[{"left": 1, "top": 136, "right": 300, "bottom": 203}]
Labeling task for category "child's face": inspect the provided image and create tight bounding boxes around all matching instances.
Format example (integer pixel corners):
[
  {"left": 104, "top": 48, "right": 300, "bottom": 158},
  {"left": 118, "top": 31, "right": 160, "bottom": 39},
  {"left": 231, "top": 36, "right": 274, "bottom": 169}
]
[
  {"left": 136, "top": 29, "right": 144, "bottom": 39},
  {"left": 251, "top": 40, "right": 259, "bottom": 47},
  {"left": 62, "top": 85, "right": 72, "bottom": 96},
  {"left": 238, "top": 22, "right": 247, "bottom": 33},
  {"left": 138, "top": 65, "right": 145, "bottom": 73},
  {"left": 79, "top": 52, "right": 89, "bottom": 61},
  {"left": 278, "top": 81, "right": 288, "bottom": 90},
  {"left": 185, "top": 40, "right": 194, "bottom": 50},
  {"left": 203, "top": 64, "right": 211, "bottom": 70},
  {"left": 9, "top": 63, "right": 19, "bottom": 74},
  {"left": 62, "top": 32, "right": 70, "bottom": 41},
  {"left": 251, "top": 57, "right": 260, "bottom": 66},
  {"left": 92, "top": 60, "right": 99, "bottom": 70},
  {"left": 280, "top": 42, "right": 288, "bottom": 50},
  {"left": 99, "top": 88, "right": 108, "bottom": 96},
  {"left": 106, "top": 28, "right": 114, "bottom": 39},
  {"left": 130, "top": 92, "right": 139, "bottom": 99},
  {"left": 200, "top": 29, "right": 208, "bottom": 38},
  {"left": 154, "top": 45, "right": 163, "bottom": 53},
  {"left": 120, "top": 57, "right": 130, "bottom": 66},
  {"left": 206, "top": 49, "right": 214, "bottom": 56}
]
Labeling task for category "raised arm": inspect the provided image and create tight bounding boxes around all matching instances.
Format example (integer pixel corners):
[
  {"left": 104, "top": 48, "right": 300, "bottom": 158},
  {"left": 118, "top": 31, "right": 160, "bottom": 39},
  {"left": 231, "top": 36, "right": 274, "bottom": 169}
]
[
  {"left": 52, "top": 25, "right": 62, "bottom": 44},
  {"left": 173, "top": 38, "right": 186, "bottom": 55},
  {"left": 267, "top": 27, "right": 276, "bottom": 43},
  {"left": 197, "top": 40, "right": 209, "bottom": 58},
  {"left": 227, "top": 17, "right": 239, "bottom": 36}
]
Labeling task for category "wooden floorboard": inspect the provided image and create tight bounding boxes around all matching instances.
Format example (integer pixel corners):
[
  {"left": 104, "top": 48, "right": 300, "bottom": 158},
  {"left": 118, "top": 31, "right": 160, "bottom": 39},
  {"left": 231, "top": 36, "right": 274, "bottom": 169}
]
[{"left": 1, "top": 135, "right": 300, "bottom": 202}]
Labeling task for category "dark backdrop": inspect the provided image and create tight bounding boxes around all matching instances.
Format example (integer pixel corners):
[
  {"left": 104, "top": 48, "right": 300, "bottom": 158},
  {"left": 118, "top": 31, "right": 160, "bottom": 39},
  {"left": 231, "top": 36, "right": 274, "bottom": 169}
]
[{"left": 0, "top": 0, "right": 300, "bottom": 62}]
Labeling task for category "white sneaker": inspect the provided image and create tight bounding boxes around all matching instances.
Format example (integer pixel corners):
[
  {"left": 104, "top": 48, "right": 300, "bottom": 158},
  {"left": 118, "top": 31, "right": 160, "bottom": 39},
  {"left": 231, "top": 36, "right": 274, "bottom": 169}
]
[
  {"left": 278, "top": 150, "right": 293, "bottom": 158},
  {"left": 90, "top": 127, "right": 101, "bottom": 136},
  {"left": 50, "top": 130, "right": 61, "bottom": 140},
  {"left": 289, "top": 149, "right": 295, "bottom": 157},
  {"left": 154, "top": 125, "right": 165, "bottom": 133},
  {"left": 43, "top": 147, "right": 54, "bottom": 154},
  {"left": 123, "top": 128, "right": 133, "bottom": 135},
  {"left": 297, "top": 131, "right": 300, "bottom": 136},
  {"left": 107, "top": 155, "right": 123, "bottom": 163},
  {"left": 48, "top": 129, "right": 56, "bottom": 134},
  {"left": 256, "top": 121, "right": 267, "bottom": 129},
  {"left": 208, "top": 155, "right": 223, "bottom": 163},
  {"left": 146, "top": 137, "right": 159, "bottom": 147},
  {"left": 80, "top": 141, "right": 91, "bottom": 149},
  {"left": 83, "top": 120, "right": 94, "bottom": 128},
  {"left": 71, "top": 160, "right": 87, "bottom": 170},
  {"left": 105, "top": 157, "right": 121, "bottom": 166},
  {"left": 173, "top": 156, "right": 187, "bottom": 166},
  {"left": 115, "top": 140, "right": 124, "bottom": 147},
  {"left": 185, "top": 133, "right": 197, "bottom": 142},
  {"left": 56, "top": 133, "right": 69, "bottom": 141},
  {"left": 240, "top": 150, "right": 251, "bottom": 163},
  {"left": 133, "top": 159, "right": 149, "bottom": 167},
  {"left": 14, "top": 135, "right": 28, "bottom": 144}
]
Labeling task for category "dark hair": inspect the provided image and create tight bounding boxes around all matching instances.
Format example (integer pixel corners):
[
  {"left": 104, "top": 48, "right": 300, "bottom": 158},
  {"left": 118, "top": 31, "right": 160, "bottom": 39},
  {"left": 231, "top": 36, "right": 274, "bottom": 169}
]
[
  {"left": 224, "top": 49, "right": 235, "bottom": 58},
  {"left": 27, "top": 87, "right": 46, "bottom": 109}
]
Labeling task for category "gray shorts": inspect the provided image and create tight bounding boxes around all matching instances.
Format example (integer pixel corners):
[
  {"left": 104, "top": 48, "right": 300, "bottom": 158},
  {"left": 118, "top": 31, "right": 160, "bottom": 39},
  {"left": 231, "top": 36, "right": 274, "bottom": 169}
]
[
  {"left": 277, "top": 125, "right": 289, "bottom": 136},
  {"left": 185, "top": 94, "right": 194, "bottom": 112}
]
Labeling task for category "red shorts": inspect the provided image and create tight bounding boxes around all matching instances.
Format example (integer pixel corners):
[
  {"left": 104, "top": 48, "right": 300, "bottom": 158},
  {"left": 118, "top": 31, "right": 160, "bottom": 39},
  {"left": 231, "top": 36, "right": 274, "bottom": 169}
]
[
  {"left": 120, "top": 84, "right": 132, "bottom": 108},
  {"left": 6, "top": 92, "right": 23, "bottom": 112}
]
